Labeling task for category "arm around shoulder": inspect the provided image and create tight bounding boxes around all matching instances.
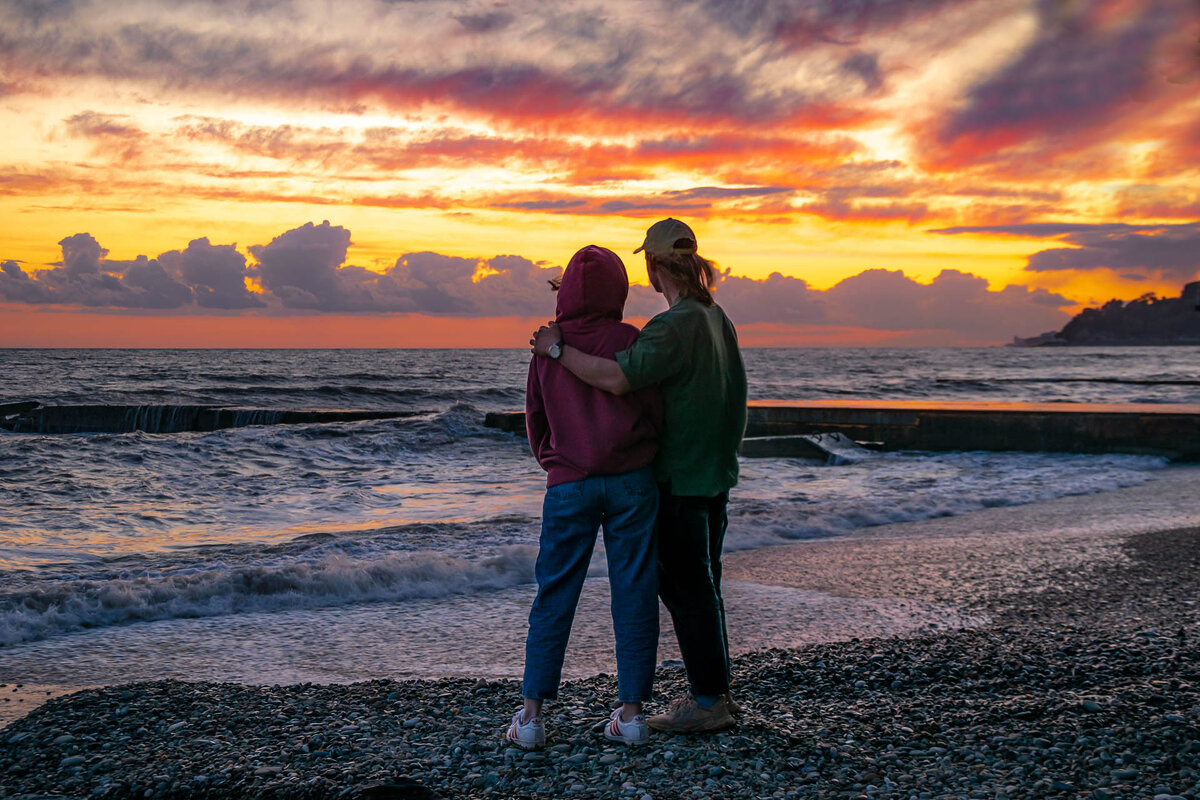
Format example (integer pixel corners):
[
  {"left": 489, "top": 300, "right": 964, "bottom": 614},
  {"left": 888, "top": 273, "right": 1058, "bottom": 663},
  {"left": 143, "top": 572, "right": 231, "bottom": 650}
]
[{"left": 559, "top": 345, "right": 632, "bottom": 395}]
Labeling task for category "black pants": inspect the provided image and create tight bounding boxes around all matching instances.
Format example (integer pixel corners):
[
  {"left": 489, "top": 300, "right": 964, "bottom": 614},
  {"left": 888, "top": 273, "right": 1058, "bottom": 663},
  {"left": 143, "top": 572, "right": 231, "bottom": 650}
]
[{"left": 656, "top": 486, "right": 731, "bottom": 697}]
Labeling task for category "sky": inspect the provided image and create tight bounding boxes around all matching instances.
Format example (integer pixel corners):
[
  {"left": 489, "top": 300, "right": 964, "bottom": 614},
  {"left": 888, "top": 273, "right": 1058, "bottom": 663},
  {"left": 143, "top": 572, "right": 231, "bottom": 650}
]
[{"left": 1, "top": 0, "right": 1198, "bottom": 347}]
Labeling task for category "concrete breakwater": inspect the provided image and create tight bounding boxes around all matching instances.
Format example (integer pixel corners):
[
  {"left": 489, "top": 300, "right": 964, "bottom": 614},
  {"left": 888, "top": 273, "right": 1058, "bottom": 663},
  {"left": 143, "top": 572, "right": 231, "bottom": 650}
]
[
  {"left": 485, "top": 400, "right": 1200, "bottom": 461},
  {"left": 9, "top": 399, "right": 1199, "bottom": 459},
  {"left": 0, "top": 404, "right": 419, "bottom": 434}
]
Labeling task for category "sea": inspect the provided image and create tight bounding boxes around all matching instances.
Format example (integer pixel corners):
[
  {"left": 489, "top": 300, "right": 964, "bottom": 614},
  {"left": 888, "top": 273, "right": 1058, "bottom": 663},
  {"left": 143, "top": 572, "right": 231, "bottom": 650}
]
[{"left": 2, "top": 347, "right": 1199, "bottom": 715}]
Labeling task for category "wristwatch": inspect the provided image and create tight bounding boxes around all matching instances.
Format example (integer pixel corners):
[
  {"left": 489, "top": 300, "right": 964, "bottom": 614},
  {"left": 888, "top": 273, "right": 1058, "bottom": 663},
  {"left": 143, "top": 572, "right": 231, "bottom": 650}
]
[{"left": 547, "top": 341, "right": 563, "bottom": 360}]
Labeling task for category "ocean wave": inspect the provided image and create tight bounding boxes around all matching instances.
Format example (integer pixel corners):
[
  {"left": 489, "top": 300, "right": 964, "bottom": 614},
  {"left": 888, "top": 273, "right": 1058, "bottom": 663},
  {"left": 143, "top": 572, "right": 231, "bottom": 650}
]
[
  {"left": 0, "top": 545, "right": 538, "bottom": 646},
  {"left": 726, "top": 451, "right": 1168, "bottom": 550},
  {"left": 936, "top": 377, "right": 1200, "bottom": 387}
]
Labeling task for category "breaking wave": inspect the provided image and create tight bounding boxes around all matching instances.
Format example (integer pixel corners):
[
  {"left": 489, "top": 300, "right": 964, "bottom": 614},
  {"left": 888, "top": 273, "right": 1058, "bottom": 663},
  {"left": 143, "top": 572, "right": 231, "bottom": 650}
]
[{"left": 0, "top": 545, "right": 538, "bottom": 646}]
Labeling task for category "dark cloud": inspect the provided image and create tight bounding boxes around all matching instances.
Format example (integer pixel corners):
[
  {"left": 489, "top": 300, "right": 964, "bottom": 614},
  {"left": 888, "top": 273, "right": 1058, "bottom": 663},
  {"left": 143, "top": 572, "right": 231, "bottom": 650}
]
[
  {"left": 1024, "top": 224, "right": 1200, "bottom": 279},
  {"left": 931, "top": 221, "right": 1200, "bottom": 280},
  {"left": 64, "top": 110, "right": 145, "bottom": 138},
  {"left": 695, "top": 0, "right": 959, "bottom": 47},
  {"left": 379, "top": 252, "right": 563, "bottom": 316},
  {"left": 684, "top": 265, "right": 1071, "bottom": 343},
  {"left": 495, "top": 199, "right": 588, "bottom": 211},
  {"left": 0, "top": 260, "right": 54, "bottom": 303},
  {"left": 0, "top": 223, "right": 1075, "bottom": 342},
  {"left": 117, "top": 256, "right": 196, "bottom": 309},
  {"left": 928, "top": 0, "right": 1190, "bottom": 165},
  {"left": 57, "top": 231, "right": 107, "bottom": 277},
  {"left": 0, "top": 5, "right": 849, "bottom": 130},
  {"left": 453, "top": 11, "right": 515, "bottom": 33},
  {"left": 248, "top": 221, "right": 360, "bottom": 310},
  {"left": 493, "top": 186, "right": 792, "bottom": 217},
  {"left": 931, "top": 223, "right": 1122, "bottom": 237},
  {"left": 821, "top": 268, "right": 1072, "bottom": 340},
  {"left": 3, "top": 0, "right": 80, "bottom": 26},
  {"left": 1, "top": 233, "right": 262, "bottom": 310},
  {"left": 26, "top": 233, "right": 196, "bottom": 309},
  {"left": 245, "top": 221, "right": 564, "bottom": 314},
  {"left": 596, "top": 198, "right": 710, "bottom": 214},
  {"left": 841, "top": 51, "right": 882, "bottom": 91},
  {"left": 714, "top": 272, "right": 827, "bottom": 325},
  {"left": 376, "top": 252, "right": 480, "bottom": 314},
  {"left": 665, "top": 186, "right": 792, "bottom": 201},
  {"left": 176, "top": 117, "right": 351, "bottom": 166},
  {"left": 159, "top": 238, "right": 266, "bottom": 309}
]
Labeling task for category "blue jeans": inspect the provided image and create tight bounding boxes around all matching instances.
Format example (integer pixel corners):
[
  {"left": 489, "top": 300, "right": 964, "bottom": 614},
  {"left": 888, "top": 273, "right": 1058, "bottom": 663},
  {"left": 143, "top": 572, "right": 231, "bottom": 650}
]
[{"left": 522, "top": 467, "right": 659, "bottom": 703}]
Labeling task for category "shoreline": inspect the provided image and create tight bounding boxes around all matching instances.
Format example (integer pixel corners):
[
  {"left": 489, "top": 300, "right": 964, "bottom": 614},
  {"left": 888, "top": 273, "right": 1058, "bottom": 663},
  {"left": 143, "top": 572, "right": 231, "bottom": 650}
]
[
  {"left": 2, "top": 471, "right": 1199, "bottom": 798},
  {"left": 4, "top": 464, "right": 1189, "bottom": 729}
]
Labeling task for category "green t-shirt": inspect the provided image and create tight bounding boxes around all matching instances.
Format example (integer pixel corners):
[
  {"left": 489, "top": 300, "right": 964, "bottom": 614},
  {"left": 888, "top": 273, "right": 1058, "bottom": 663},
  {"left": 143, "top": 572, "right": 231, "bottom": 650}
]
[{"left": 616, "top": 297, "right": 747, "bottom": 497}]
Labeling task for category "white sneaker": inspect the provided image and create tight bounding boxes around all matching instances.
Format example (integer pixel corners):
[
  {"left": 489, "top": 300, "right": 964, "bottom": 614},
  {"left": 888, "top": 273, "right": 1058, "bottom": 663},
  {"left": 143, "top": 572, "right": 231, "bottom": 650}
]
[
  {"left": 505, "top": 709, "right": 545, "bottom": 750},
  {"left": 603, "top": 708, "right": 650, "bottom": 746}
]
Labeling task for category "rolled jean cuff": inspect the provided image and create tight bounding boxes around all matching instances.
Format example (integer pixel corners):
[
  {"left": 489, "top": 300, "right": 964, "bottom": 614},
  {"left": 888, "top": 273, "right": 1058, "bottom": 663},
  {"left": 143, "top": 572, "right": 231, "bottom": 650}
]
[
  {"left": 521, "top": 684, "right": 559, "bottom": 701},
  {"left": 617, "top": 691, "right": 654, "bottom": 703}
]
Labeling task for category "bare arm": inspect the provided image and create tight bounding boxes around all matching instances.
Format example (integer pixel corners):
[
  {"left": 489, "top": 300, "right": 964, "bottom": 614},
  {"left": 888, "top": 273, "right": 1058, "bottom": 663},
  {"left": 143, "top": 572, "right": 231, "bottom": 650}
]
[{"left": 530, "top": 324, "right": 632, "bottom": 395}]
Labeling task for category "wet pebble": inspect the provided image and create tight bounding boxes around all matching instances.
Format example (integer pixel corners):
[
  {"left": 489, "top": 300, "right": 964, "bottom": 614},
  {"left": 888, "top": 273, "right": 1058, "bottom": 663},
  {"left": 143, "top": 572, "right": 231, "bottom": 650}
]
[{"left": 0, "top": 527, "right": 1196, "bottom": 799}]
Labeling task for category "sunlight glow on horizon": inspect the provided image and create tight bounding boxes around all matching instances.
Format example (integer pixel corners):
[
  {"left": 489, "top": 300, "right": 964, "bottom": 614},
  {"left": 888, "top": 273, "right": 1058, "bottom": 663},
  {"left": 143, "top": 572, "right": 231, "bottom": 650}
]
[{"left": 1, "top": 0, "right": 1197, "bottom": 346}]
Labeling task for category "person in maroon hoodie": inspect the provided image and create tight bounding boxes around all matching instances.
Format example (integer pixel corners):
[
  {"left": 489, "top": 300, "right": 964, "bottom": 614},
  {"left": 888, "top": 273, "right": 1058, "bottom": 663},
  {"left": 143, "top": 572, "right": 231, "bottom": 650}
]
[{"left": 505, "top": 245, "right": 663, "bottom": 751}]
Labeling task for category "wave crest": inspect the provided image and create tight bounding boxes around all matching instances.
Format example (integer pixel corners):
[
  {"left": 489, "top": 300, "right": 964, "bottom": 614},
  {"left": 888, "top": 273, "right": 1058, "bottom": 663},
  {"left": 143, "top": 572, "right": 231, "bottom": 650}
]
[{"left": 0, "top": 545, "right": 537, "bottom": 646}]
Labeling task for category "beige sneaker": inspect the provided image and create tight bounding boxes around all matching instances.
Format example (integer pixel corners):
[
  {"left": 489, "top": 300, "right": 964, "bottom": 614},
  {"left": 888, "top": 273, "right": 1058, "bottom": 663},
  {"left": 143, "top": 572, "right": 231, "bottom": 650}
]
[
  {"left": 724, "top": 692, "right": 743, "bottom": 717},
  {"left": 647, "top": 695, "right": 735, "bottom": 734}
]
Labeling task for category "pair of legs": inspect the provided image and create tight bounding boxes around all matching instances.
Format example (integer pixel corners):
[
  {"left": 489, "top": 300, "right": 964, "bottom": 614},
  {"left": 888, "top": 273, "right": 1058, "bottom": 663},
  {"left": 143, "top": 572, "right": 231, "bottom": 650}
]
[
  {"left": 521, "top": 467, "right": 659, "bottom": 723},
  {"left": 656, "top": 488, "right": 731, "bottom": 701}
]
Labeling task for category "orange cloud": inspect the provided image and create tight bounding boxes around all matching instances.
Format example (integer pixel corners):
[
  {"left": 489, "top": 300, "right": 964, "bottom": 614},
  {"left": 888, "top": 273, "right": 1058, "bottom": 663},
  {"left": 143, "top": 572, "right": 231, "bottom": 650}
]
[{"left": 0, "top": 306, "right": 551, "bottom": 348}]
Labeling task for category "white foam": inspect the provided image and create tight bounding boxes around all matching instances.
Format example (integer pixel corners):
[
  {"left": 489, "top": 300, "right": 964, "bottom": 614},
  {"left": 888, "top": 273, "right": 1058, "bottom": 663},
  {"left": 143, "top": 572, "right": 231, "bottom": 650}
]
[
  {"left": 727, "top": 450, "right": 1168, "bottom": 550},
  {"left": 0, "top": 545, "right": 537, "bottom": 646},
  {"left": 0, "top": 439, "right": 1173, "bottom": 646},
  {"left": 0, "top": 578, "right": 983, "bottom": 689}
]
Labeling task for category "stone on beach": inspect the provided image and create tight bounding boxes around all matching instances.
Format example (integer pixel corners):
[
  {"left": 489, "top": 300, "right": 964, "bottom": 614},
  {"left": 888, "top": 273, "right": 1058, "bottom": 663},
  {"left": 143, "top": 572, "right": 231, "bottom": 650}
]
[{"left": 0, "top": 525, "right": 1197, "bottom": 799}]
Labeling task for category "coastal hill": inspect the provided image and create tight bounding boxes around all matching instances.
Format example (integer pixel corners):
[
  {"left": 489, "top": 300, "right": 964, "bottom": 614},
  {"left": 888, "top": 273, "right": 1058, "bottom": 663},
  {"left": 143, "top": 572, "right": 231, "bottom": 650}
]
[{"left": 1012, "top": 280, "right": 1200, "bottom": 346}]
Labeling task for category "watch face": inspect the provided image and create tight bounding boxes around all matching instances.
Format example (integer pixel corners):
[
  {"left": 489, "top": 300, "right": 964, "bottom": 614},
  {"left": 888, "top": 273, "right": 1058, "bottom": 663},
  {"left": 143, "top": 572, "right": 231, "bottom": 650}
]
[{"left": 548, "top": 343, "right": 562, "bottom": 358}]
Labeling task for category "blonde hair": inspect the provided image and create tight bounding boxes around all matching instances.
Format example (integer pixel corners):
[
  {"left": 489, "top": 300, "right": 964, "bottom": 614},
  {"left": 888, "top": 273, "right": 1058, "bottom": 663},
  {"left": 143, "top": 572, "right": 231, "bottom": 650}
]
[{"left": 649, "top": 246, "right": 717, "bottom": 306}]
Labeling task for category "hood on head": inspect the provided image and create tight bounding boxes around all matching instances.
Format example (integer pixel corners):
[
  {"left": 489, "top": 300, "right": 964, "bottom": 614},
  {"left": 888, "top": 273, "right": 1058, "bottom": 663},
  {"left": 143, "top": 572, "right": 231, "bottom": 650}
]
[{"left": 555, "top": 245, "right": 628, "bottom": 323}]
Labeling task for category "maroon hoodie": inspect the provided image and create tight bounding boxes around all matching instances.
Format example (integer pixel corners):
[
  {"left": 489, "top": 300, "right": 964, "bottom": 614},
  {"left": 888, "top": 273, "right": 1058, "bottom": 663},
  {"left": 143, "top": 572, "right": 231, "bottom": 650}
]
[{"left": 526, "top": 245, "right": 662, "bottom": 487}]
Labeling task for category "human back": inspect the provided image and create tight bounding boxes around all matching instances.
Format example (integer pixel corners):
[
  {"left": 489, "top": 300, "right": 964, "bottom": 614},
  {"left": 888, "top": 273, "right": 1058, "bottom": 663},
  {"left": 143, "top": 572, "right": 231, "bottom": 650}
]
[
  {"left": 525, "top": 244, "right": 660, "bottom": 487},
  {"left": 617, "top": 217, "right": 747, "bottom": 733},
  {"left": 510, "top": 243, "right": 663, "bottom": 751},
  {"left": 618, "top": 295, "right": 746, "bottom": 496},
  {"left": 525, "top": 221, "right": 750, "bottom": 733}
]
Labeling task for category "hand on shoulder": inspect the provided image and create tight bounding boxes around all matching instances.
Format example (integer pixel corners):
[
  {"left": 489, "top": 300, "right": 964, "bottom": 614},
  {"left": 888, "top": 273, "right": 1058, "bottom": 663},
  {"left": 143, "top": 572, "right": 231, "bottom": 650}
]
[{"left": 530, "top": 322, "right": 562, "bottom": 357}]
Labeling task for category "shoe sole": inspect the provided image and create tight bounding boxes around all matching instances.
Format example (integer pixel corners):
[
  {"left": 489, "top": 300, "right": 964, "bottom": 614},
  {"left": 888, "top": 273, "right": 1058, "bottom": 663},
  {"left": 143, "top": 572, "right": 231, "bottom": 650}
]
[
  {"left": 603, "top": 732, "right": 651, "bottom": 746},
  {"left": 503, "top": 733, "right": 545, "bottom": 751}
]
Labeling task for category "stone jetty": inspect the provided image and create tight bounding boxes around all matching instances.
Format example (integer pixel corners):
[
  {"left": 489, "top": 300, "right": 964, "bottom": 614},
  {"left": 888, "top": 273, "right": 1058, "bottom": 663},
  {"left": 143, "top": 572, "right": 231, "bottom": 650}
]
[{"left": 486, "top": 400, "right": 1200, "bottom": 460}]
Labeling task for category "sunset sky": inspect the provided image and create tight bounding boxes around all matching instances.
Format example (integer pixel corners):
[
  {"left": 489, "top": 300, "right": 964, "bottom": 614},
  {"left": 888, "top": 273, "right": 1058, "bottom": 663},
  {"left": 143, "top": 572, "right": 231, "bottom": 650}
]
[{"left": 1, "top": 0, "right": 1198, "bottom": 346}]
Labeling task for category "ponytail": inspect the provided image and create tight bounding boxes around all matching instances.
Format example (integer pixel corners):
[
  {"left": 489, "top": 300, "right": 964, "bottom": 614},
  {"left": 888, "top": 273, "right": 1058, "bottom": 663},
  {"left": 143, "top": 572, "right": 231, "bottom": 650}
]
[{"left": 650, "top": 251, "right": 717, "bottom": 306}]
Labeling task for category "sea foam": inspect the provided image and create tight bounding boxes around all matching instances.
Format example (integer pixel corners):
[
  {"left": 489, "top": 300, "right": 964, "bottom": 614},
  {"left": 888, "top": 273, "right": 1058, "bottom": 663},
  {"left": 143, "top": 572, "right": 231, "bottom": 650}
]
[{"left": 0, "top": 545, "right": 537, "bottom": 646}]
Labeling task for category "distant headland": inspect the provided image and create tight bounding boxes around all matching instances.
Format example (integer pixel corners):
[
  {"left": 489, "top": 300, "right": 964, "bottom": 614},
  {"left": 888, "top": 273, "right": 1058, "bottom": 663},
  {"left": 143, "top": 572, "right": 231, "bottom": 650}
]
[{"left": 1012, "top": 281, "right": 1200, "bottom": 346}]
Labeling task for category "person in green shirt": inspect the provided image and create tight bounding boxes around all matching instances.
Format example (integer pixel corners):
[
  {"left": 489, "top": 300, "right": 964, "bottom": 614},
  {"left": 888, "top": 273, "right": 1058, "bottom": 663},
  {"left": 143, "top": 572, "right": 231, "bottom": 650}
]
[{"left": 531, "top": 218, "right": 748, "bottom": 733}]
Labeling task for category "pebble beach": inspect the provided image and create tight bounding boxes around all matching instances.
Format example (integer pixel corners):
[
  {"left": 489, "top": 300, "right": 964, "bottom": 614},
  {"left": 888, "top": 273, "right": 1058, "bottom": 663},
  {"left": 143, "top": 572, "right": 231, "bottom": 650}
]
[{"left": 2, "top": 470, "right": 1199, "bottom": 800}]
